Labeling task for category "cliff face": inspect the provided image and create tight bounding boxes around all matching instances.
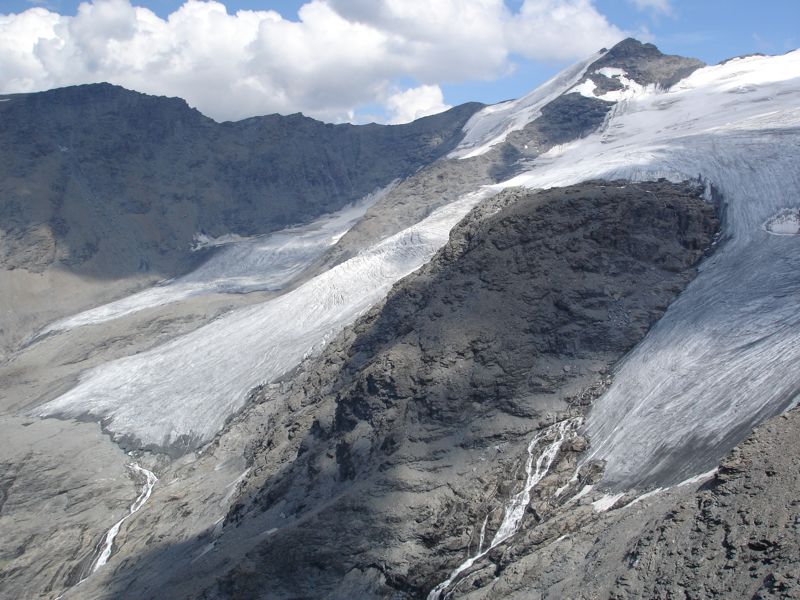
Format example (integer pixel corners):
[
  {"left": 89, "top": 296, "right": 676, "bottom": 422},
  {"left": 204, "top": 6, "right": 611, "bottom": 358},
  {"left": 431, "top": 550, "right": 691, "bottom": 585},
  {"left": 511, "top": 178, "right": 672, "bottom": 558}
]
[{"left": 0, "top": 83, "right": 481, "bottom": 279}]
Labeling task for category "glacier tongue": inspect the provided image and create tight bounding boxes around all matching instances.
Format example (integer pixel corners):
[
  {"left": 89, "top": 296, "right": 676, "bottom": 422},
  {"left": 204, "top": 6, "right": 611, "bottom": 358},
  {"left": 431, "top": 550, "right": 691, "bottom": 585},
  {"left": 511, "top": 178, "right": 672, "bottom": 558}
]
[
  {"left": 40, "top": 191, "right": 488, "bottom": 449},
  {"left": 493, "top": 50, "right": 800, "bottom": 489},
  {"left": 39, "top": 188, "right": 392, "bottom": 335}
]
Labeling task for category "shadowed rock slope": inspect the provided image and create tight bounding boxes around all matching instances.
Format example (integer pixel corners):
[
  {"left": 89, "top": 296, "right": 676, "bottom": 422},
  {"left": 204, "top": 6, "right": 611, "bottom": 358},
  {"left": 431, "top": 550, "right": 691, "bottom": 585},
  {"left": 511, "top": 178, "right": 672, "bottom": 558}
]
[
  {"left": 0, "top": 83, "right": 480, "bottom": 279},
  {"left": 95, "top": 180, "right": 718, "bottom": 599}
]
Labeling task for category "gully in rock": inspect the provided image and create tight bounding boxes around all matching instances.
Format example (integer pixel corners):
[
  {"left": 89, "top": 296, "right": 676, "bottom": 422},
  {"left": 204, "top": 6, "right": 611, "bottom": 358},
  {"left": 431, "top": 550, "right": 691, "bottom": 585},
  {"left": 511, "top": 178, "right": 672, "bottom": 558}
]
[
  {"left": 428, "top": 418, "right": 581, "bottom": 600},
  {"left": 89, "top": 464, "right": 158, "bottom": 576}
]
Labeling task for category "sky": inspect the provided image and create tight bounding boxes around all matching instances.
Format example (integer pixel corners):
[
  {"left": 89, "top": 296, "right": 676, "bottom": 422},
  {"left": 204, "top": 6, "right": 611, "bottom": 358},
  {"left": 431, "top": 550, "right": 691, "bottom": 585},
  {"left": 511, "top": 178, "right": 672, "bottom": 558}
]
[{"left": 1, "top": 0, "right": 798, "bottom": 123}]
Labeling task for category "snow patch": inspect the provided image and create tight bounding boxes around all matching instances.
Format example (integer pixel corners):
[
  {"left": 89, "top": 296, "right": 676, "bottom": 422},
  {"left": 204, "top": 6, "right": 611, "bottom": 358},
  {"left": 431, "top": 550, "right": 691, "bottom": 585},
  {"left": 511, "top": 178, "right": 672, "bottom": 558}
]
[{"left": 591, "top": 492, "right": 625, "bottom": 513}]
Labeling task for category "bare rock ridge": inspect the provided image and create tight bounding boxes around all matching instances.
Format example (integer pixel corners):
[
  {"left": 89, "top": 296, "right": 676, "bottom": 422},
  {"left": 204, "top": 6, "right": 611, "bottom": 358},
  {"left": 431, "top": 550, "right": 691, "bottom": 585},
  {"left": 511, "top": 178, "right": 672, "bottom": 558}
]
[
  {"left": 592, "top": 37, "right": 706, "bottom": 88},
  {"left": 95, "top": 180, "right": 719, "bottom": 599},
  {"left": 0, "top": 83, "right": 481, "bottom": 279}
]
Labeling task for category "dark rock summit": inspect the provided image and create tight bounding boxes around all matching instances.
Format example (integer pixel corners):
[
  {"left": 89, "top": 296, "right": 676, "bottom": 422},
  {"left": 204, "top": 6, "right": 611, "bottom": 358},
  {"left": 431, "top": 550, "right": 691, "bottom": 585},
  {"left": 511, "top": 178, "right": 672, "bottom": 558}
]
[{"left": 592, "top": 38, "right": 706, "bottom": 89}]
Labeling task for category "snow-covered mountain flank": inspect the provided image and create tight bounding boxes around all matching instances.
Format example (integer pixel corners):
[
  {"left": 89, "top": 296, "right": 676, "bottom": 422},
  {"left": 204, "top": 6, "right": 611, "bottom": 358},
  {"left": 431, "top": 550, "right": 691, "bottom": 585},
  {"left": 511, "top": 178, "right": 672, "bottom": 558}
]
[{"left": 0, "top": 39, "right": 799, "bottom": 599}]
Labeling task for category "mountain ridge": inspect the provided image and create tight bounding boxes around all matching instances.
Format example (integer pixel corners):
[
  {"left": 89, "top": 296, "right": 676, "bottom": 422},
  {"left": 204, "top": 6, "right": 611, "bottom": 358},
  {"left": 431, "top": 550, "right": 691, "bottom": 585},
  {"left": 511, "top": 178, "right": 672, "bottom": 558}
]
[{"left": 1, "top": 38, "right": 799, "bottom": 600}]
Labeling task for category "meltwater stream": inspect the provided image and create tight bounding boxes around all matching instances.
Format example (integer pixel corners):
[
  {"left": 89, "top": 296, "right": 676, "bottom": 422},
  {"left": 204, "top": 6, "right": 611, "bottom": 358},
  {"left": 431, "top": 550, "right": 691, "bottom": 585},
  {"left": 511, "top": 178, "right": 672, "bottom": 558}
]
[
  {"left": 90, "top": 464, "right": 157, "bottom": 575},
  {"left": 428, "top": 418, "right": 581, "bottom": 600}
]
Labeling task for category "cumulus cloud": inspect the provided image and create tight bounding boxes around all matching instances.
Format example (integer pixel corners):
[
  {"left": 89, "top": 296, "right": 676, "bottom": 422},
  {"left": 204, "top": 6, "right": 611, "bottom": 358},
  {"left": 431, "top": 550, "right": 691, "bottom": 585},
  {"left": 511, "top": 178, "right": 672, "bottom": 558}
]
[
  {"left": 386, "top": 84, "right": 451, "bottom": 124},
  {"left": 0, "top": 0, "right": 627, "bottom": 122}
]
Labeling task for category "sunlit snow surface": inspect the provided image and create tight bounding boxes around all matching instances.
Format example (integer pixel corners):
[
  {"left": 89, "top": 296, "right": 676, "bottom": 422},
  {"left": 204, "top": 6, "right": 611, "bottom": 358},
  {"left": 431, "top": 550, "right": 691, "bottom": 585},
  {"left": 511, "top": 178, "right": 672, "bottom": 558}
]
[
  {"left": 448, "top": 51, "right": 603, "bottom": 159},
  {"left": 40, "top": 188, "right": 392, "bottom": 334},
  {"left": 40, "top": 192, "right": 487, "bottom": 448},
  {"left": 494, "top": 51, "right": 800, "bottom": 489}
]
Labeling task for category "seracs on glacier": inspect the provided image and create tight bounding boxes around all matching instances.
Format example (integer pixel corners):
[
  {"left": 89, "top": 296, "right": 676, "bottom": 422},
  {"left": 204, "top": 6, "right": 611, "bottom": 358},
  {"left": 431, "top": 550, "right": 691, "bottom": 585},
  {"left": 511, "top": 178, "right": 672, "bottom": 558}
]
[{"left": 41, "top": 49, "right": 800, "bottom": 494}]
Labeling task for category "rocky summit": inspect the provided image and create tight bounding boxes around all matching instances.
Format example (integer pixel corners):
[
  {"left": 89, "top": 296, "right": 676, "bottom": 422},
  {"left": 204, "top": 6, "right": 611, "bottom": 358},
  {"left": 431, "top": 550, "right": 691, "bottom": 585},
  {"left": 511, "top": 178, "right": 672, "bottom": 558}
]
[{"left": 1, "top": 38, "right": 800, "bottom": 600}]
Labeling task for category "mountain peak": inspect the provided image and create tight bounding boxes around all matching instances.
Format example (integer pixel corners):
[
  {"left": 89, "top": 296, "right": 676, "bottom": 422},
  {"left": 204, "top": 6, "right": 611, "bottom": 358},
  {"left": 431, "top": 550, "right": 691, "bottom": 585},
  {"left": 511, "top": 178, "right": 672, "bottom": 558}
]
[{"left": 592, "top": 37, "right": 705, "bottom": 88}]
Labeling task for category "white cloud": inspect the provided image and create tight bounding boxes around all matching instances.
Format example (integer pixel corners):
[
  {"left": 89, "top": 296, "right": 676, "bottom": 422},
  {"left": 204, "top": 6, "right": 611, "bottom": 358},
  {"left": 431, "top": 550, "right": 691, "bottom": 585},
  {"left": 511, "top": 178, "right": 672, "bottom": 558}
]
[
  {"left": 386, "top": 84, "right": 451, "bottom": 124},
  {"left": 628, "top": 0, "right": 673, "bottom": 15},
  {"left": 509, "top": 0, "right": 626, "bottom": 61},
  {"left": 0, "top": 0, "right": 628, "bottom": 122}
]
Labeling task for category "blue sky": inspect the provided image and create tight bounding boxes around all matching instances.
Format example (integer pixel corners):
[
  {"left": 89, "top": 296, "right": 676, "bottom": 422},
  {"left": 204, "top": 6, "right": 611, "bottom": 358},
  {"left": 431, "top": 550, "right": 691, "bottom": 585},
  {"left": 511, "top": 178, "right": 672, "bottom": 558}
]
[{"left": 1, "top": 0, "right": 798, "bottom": 122}]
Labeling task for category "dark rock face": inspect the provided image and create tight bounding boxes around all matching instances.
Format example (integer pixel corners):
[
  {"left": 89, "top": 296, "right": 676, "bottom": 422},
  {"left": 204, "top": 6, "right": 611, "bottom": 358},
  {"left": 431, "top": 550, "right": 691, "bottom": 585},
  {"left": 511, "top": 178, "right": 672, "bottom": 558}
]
[
  {"left": 118, "top": 181, "right": 717, "bottom": 600},
  {"left": 0, "top": 83, "right": 481, "bottom": 278},
  {"left": 591, "top": 38, "right": 706, "bottom": 88},
  {"left": 504, "top": 93, "right": 614, "bottom": 163}
]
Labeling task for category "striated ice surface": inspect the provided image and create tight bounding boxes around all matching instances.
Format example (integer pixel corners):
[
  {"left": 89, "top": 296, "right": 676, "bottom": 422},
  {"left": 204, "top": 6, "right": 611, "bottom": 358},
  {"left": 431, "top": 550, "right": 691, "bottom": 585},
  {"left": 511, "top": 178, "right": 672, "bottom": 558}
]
[
  {"left": 448, "top": 51, "right": 602, "bottom": 159},
  {"left": 40, "top": 191, "right": 488, "bottom": 448},
  {"left": 39, "top": 186, "right": 394, "bottom": 334},
  {"left": 492, "top": 50, "right": 800, "bottom": 489}
]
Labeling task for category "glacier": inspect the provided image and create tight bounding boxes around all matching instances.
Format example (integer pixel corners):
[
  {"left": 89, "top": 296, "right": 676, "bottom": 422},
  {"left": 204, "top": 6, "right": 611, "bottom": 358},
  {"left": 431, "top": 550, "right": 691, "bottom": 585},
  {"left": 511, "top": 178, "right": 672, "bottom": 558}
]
[
  {"left": 39, "top": 48, "right": 800, "bottom": 493},
  {"left": 39, "top": 191, "right": 488, "bottom": 449},
  {"left": 495, "top": 50, "right": 800, "bottom": 489},
  {"left": 38, "top": 188, "right": 391, "bottom": 335}
]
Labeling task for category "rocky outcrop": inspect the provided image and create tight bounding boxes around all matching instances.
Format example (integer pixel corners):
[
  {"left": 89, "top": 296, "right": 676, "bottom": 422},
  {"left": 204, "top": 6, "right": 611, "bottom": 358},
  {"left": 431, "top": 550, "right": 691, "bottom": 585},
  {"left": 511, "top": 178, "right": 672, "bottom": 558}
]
[
  {"left": 91, "top": 180, "right": 717, "bottom": 600},
  {"left": 591, "top": 38, "right": 705, "bottom": 89},
  {"left": 452, "top": 406, "right": 800, "bottom": 600},
  {"left": 214, "top": 181, "right": 717, "bottom": 599}
]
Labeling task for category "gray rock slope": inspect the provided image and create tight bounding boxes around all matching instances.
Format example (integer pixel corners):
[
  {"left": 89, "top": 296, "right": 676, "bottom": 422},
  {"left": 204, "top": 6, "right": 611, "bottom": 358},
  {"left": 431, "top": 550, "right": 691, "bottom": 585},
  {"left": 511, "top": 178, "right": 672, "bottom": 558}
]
[
  {"left": 0, "top": 83, "right": 480, "bottom": 279},
  {"left": 453, "top": 406, "right": 800, "bottom": 600},
  {"left": 88, "top": 180, "right": 718, "bottom": 599}
]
